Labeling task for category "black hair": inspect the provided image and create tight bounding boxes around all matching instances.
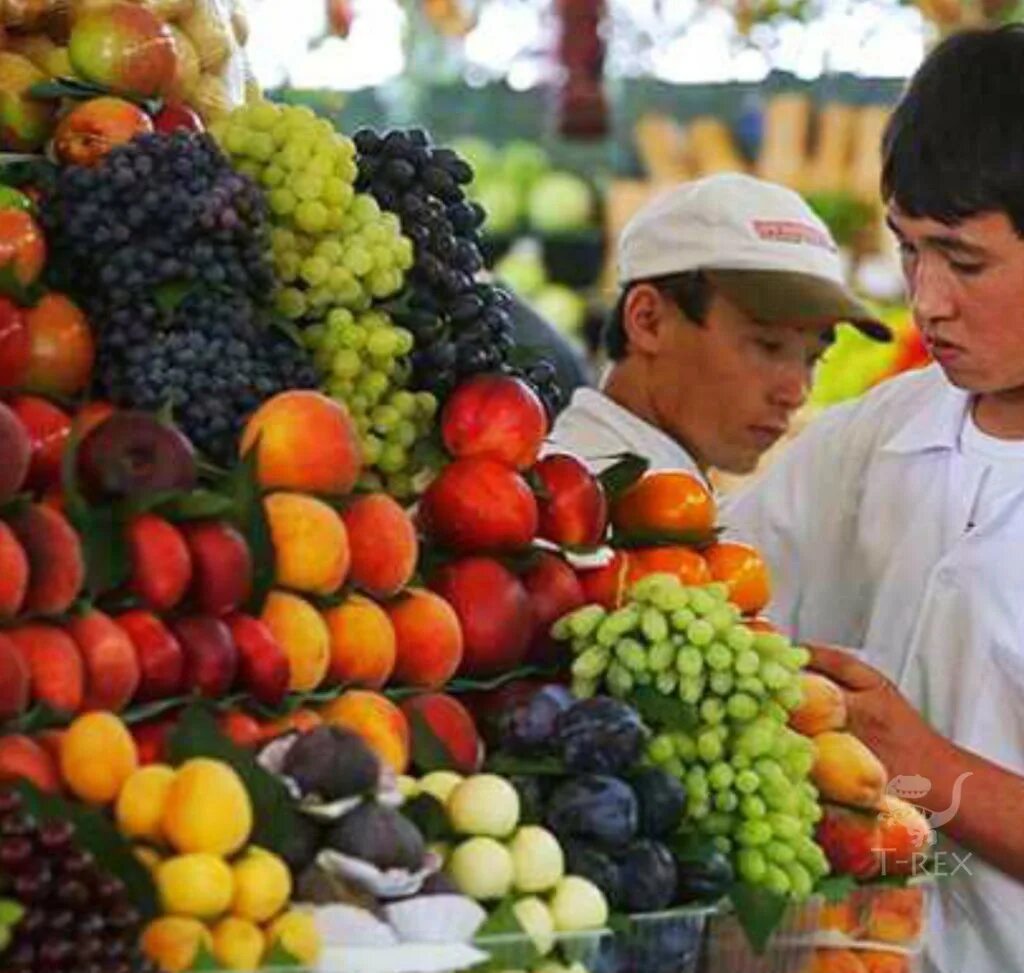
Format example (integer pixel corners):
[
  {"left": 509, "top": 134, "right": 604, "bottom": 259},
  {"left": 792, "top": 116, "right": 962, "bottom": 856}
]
[
  {"left": 882, "top": 24, "right": 1024, "bottom": 234},
  {"left": 603, "top": 271, "right": 710, "bottom": 361}
]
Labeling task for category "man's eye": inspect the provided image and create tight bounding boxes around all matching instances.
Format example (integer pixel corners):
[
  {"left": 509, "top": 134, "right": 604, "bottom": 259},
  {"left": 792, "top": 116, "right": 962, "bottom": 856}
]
[
  {"left": 897, "top": 240, "right": 917, "bottom": 259},
  {"left": 757, "top": 339, "right": 784, "bottom": 354},
  {"left": 950, "top": 260, "right": 984, "bottom": 275}
]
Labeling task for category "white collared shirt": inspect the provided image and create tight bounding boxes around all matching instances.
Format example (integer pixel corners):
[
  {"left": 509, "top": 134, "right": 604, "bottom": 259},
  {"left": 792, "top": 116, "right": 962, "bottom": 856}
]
[
  {"left": 546, "top": 388, "right": 706, "bottom": 482},
  {"left": 725, "top": 365, "right": 1024, "bottom": 973}
]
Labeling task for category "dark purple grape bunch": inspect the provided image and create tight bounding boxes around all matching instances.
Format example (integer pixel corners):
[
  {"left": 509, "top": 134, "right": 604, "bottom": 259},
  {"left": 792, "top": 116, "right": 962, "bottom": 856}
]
[{"left": 0, "top": 789, "right": 157, "bottom": 973}]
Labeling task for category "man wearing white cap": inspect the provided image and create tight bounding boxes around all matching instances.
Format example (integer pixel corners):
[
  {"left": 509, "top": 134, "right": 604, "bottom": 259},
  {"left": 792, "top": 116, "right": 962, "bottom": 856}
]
[{"left": 547, "top": 171, "right": 890, "bottom": 477}]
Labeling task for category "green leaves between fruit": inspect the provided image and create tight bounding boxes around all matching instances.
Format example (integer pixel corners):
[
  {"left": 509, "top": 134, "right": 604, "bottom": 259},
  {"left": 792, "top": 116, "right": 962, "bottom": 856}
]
[
  {"left": 596, "top": 453, "right": 649, "bottom": 500},
  {"left": 166, "top": 702, "right": 303, "bottom": 856},
  {"left": 726, "top": 882, "right": 790, "bottom": 955},
  {"left": 228, "top": 443, "right": 276, "bottom": 615},
  {"left": 630, "top": 686, "right": 699, "bottom": 733},
  {"left": 408, "top": 708, "right": 455, "bottom": 774},
  {"left": 15, "top": 781, "right": 159, "bottom": 920}
]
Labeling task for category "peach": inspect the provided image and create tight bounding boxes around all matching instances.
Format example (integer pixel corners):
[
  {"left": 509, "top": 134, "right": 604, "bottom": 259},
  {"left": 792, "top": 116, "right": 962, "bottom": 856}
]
[
  {"left": 577, "top": 550, "right": 631, "bottom": 609},
  {"left": 0, "top": 297, "right": 31, "bottom": 390},
  {"left": 430, "top": 557, "right": 532, "bottom": 677},
  {"left": 265, "top": 492, "right": 350, "bottom": 595},
  {"left": 627, "top": 545, "right": 712, "bottom": 587},
  {"left": 240, "top": 390, "right": 363, "bottom": 496},
  {"left": 819, "top": 898, "right": 861, "bottom": 937},
  {"left": 812, "top": 732, "right": 888, "bottom": 809},
  {"left": 9, "top": 395, "right": 71, "bottom": 491},
  {"left": 260, "top": 591, "right": 330, "bottom": 693},
  {"left": 171, "top": 615, "right": 238, "bottom": 698},
  {"left": 386, "top": 587, "right": 464, "bottom": 689},
  {"left": 323, "top": 594, "right": 396, "bottom": 690},
  {"left": 0, "top": 53, "right": 56, "bottom": 151},
  {"left": 69, "top": 3, "right": 178, "bottom": 98},
  {"left": 816, "top": 804, "right": 883, "bottom": 880},
  {"left": 807, "top": 951, "right": 869, "bottom": 973},
  {"left": 440, "top": 374, "right": 548, "bottom": 470},
  {"left": 54, "top": 95, "right": 154, "bottom": 167},
  {"left": 401, "top": 693, "right": 483, "bottom": 775},
  {"left": 67, "top": 609, "right": 141, "bottom": 712},
  {"left": 8, "top": 503, "right": 85, "bottom": 616},
  {"left": 876, "top": 795, "right": 932, "bottom": 877},
  {"left": 522, "top": 551, "right": 586, "bottom": 666},
  {"left": 320, "top": 690, "right": 410, "bottom": 774},
  {"left": 259, "top": 708, "right": 322, "bottom": 743},
  {"left": 218, "top": 710, "right": 263, "bottom": 749},
  {"left": 341, "top": 493, "right": 418, "bottom": 598},
  {"left": 791, "top": 672, "right": 848, "bottom": 737},
  {"left": 182, "top": 520, "right": 252, "bottom": 616},
  {"left": 0, "top": 734, "right": 61, "bottom": 793},
  {"left": 153, "top": 101, "right": 204, "bottom": 134},
  {"left": 862, "top": 888, "right": 925, "bottom": 945},
  {"left": 859, "top": 954, "right": 911, "bottom": 973},
  {"left": 225, "top": 612, "right": 290, "bottom": 708},
  {"left": 534, "top": 453, "right": 608, "bottom": 548},
  {"left": 128, "top": 514, "right": 193, "bottom": 611},
  {"left": 419, "top": 458, "right": 538, "bottom": 553},
  {"left": 0, "top": 521, "right": 29, "bottom": 618},
  {"left": 21, "top": 293, "right": 95, "bottom": 398},
  {"left": 0, "top": 399, "right": 31, "bottom": 502},
  {"left": 7, "top": 624, "right": 84, "bottom": 714},
  {"left": 35, "top": 729, "right": 66, "bottom": 767},
  {"left": 0, "top": 632, "right": 30, "bottom": 719},
  {"left": 117, "top": 610, "right": 185, "bottom": 702}
]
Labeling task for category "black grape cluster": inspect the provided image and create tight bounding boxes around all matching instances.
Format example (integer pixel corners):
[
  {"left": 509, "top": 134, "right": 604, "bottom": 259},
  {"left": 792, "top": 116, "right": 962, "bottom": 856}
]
[
  {"left": 0, "top": 790, "right": 157, "bottom": 973},
  {"left": 41, "top": 131, "right": 317, "bottom": 463},
  {"left": 95, "top": 291, "right": 317, "bottom": 465},
  {"left": 353, "top": 128, "right": 565, "bottom": 417}
]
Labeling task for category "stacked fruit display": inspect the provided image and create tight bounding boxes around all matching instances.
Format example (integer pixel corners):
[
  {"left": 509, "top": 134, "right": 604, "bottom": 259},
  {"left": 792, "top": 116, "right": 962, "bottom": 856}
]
[{"left": 0, "top": 0, "right": 250, "bottom": 153}]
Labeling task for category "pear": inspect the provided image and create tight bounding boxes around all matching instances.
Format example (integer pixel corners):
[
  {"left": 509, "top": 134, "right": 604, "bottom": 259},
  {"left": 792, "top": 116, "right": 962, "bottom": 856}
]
[{"left": 0, "top": 52, "right": 56, "bottom": 150}]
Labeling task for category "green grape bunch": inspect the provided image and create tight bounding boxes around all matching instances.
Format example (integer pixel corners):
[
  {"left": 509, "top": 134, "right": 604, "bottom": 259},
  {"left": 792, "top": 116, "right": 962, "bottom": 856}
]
[{"left": 552, "top": 573, "right": 831, "bottom": 900}]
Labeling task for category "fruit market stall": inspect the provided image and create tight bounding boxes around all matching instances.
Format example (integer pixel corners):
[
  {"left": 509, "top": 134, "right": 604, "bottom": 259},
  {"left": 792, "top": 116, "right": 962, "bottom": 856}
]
[{"left": 0, "top": 4, "right": 937, "bottom": 973}]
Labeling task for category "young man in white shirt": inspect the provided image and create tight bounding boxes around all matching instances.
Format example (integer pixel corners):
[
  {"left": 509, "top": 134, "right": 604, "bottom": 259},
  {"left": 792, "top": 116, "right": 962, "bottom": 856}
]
[
  {"left": 546, "top": 172, "right": 891, "bottom": 478},
  {"left": 726, "top": 26, "right": 1024, "bottom": 973}
]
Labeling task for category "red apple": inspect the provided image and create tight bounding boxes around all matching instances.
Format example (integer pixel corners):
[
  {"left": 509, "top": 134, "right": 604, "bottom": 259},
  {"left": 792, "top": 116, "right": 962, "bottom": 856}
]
[
  {"left": 441, "top": 374, "right": 548, "bottom": 470},
  {"left": 9, "top": 395, "right": 71, "bottom": 491},
  {"left": 0, "top": 296, "right": 30, "bottom": 389},
  {"left": 816, "top": 803, "right": 883, "bottom": 880},
  {"left": 171, "top": 615, "right": 238, "bottom": 698},
  {"left": 0, "top": 400, "right": 31, "bottom": 502},
  {"left": 21, "top": 293, "right": 95, "bottom": 398},
  {"left": 225, "top": 613, "right": 289, "bottom": 708},
  {"left": 401, "top": 693, "right": 483, "bottom": 775},
  {"left": 430, "top": 556, "right": 533, "bottom": 677},
  {"left": 419, "top": 458, "right": 538, "bottom": 553},
  {"left": 116, "top": 610, "right": 184, "bottom": 702},
  {"left": 54, "top": 96, "right": 154, "bottom": 167},
  {"left": 127, "top": 514, "right": 192, "bottom": 612},
  {"left": 522, "top": 551, "right": 586, "bottom": 666},
  {"left": 182, "top": 521, "right": 253, "bottom": 616},
  {"left": 534, "top": 453, "right": 608, "bottom": 548},
  {"left": 69, "top": 3, "right": 178, "bottom": 98},
  {"left": 132, "top": 719, "right": 172, "bottom": 765},
  {"left": 153, "top": 102, "right": 204, "bottom": 134}
]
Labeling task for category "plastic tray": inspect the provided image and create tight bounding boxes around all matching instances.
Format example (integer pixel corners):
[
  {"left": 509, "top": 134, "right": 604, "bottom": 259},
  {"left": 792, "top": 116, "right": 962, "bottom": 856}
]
[
  {"left": 701, "top": 898, "right": 823, "bottom": 973},
  {"left": 802, "top": 880, "right": 931, "bottom": 954}
]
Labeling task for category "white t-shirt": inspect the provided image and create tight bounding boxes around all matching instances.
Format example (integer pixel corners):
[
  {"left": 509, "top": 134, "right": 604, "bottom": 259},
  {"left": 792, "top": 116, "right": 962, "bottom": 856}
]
[
  {"left": 545, "top": 387, "right": 706, "bottom": 482},
  {"left": 724, "top": 366, "right": 1024, "bottom": 973},
  {"left": 959, "top": 411, "right": 1024, "bottom": 532}
]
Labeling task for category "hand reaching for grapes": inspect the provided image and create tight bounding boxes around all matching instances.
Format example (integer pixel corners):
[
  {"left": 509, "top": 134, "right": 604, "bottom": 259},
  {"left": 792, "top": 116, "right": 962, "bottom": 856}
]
[{"left": 806, "top": 643, "right": 944, "bottom": 785}]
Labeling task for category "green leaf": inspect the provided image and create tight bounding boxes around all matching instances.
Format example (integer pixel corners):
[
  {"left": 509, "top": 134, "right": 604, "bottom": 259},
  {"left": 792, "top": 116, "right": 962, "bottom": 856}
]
[
  {"left": 262, "top": 942, "right": 303, "bottom": 968},
  {"left": 596, "top": 453, "right": 649, "bottom": 500},
  {"left": 606, "top": 912, "right": 632, "bottom": 936},
  {"left": 154, "top": 280, "right": 194, "bottom": 314},
  {"left": 166, "top": 702, "right": 304, "bottom": 855},
  {"left": 485, "top": 754, "right": 566, "bottom": 777},
  {"left": 815, "top": 874, "right": 858, "bottom": 903},
  {"left": 187, "top": 944, "right": 221, "bottom": 971},
  {"left": 523, "top": 467, "right": 551, "bottom": 501},
  {"left": 410, "top": 429, "right": 449, "bottom": 473},
  {"left": 440, "top": 666, "right": 554, "bottom": 695},
  {"left": 154, "top": 489, "right": 236, "bottom": 522},
  {"left": 666, "top": 831, "right": 725, "bottom": 865},
  {"left": 29, "top": 77, "right": 162, "bottom": 115},
  {"left": 727, "top": 882, "right": 789, "bottom": 955},
  {"left": 476, "top": 896, "right": 527, "bottom": 938},
  {"left": 497, "top": 545, "right": 543, "bottom": 576},
  {"left": 269, "top": 316, "right": 307, "bottom": 349},
  {"left": 612, "top": 526, "right": 722, "bottom": 550},
  {"left": 121, "top": 696, "right": 188, "bottom": 726},
  {"left": 71, "top": 502, "right": 133, "bottom": 598},
  {"left": 2, "top": 701, "right": 71, "bottom": 735},
  {"left": 0, "top": 493, "right": 31, "bottom": 520},
  {"left": 229, "top": 444, "right": 275, "bottom": 614},
  {"left": 630, "top": 686, "right": 699, "bottom": 733},
  {"left": 401, "top": 793, "right": 454, "bottom": 843},
  {"left": 408, "top": 707, "right": 458, "bottom": 774},
  {"left": 0, "top": 264, "right": 44, "bottom": 306},
  {"left": 15, "top": 781, "right": 159, "bottom": 920}
]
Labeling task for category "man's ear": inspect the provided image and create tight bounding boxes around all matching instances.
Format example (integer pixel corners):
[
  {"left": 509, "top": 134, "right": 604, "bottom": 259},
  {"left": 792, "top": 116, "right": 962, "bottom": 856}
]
[{"left": 622, "top": 283, "right": 670, "bottom": 356}]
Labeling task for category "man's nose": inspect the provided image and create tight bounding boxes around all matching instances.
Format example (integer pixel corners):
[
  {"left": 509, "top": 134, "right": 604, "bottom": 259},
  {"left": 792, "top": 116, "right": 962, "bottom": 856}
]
[
  {"left": 770, "top": 360, "right": 811, "bottom": 411},
  {"left": 909, "top": 254, "right": 956, "bottom": 324}
]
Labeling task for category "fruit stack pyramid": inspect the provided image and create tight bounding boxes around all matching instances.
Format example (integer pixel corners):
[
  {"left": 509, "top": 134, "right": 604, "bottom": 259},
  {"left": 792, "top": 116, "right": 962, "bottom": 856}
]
[{"left": 0, "top": 0, "right": 252, "bottom": 150}]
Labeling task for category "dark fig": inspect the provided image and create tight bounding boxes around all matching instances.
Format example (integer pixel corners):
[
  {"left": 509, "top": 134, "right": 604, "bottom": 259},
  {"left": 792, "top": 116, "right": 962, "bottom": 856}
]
[
  {"left": 556, "top": 697, "right": 646, "bottom": 775},
  {"left": 282, "top": 726, "right": 380, "bottom": 801},
  {"left": 500, "top": 684, "right": 575, "bottom": 755},
  {"left": 77, "top": 410, "right": 197, "bottom": 500},
  {"left": 562, "top": 839, "right": 624, "bottom": 910},
  {"left": 617, "top": 840, "right": 677, "bottom": 913},
  {"left": 632, "top": 768, "right": 687, "bottom": 839},
  {"left": 544, "top": 775, "right": 638, "bottom": 850},
  {"left": 278, "top": 813, "right": 324, "bottom": 876},
  {"left": 327, "top": 802, "right": 426, "bottom": 872},
  {"left": 675, "top": 849, "right": 734, "bottom": 903}
]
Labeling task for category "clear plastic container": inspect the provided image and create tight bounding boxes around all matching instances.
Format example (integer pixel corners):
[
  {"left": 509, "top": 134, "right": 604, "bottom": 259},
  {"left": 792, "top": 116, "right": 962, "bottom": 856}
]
[{"left": 701, "top": 897, "right": 823, "bottom": 973}]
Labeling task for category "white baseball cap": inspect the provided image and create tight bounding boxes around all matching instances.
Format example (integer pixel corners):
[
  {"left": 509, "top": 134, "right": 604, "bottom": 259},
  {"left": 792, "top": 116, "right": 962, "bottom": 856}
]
[{"left": 618, "top": 173, "right": 890, "bottom": 340}]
